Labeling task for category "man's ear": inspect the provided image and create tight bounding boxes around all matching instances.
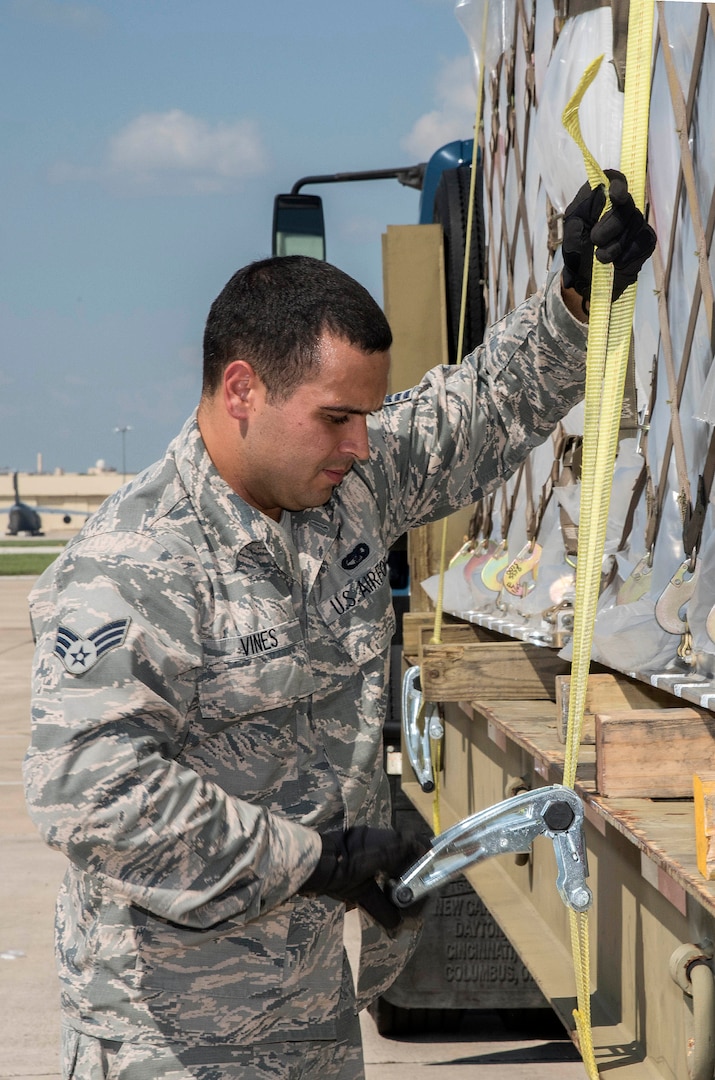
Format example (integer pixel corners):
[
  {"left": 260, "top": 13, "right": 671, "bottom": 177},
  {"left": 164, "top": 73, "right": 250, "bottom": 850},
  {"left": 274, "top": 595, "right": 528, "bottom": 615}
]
[{"left": 224, "top": 359, "right": 258, "bottom": 419}]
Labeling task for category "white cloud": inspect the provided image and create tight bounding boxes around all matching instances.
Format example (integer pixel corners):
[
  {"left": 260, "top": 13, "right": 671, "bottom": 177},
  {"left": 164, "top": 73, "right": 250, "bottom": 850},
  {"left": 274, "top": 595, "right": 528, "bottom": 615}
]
[
  {"left": 50, "top": 109, "right": 270, "bottom": 195},
  {"left": 106, "top": 110, "right": 269, "bottom": 193},
  {"left": 401, "top": 55, "right": 478, "bottom": 160}
]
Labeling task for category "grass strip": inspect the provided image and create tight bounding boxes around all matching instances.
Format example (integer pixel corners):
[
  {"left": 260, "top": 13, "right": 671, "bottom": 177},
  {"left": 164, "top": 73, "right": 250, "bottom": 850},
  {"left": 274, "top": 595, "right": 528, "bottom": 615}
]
[
  {"left": 0, "top": 553, "right": 59, "bottom": 576},
  {"left": 1, "top": 539, "right": 68, "bottom": 548}
]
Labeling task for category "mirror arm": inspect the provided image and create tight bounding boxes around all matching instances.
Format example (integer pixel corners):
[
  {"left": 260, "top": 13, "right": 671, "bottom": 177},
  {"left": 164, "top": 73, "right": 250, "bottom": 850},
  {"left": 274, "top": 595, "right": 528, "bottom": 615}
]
[{"left": 290, "top": 164, "right": 426, "bottom": 195}]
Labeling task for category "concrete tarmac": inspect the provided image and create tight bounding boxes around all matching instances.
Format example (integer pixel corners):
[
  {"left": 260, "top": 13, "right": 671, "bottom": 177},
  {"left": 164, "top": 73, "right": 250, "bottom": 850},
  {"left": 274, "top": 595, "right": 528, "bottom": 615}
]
[{"left": 0, "top": 573, "right": 586, "bottom": 1079}]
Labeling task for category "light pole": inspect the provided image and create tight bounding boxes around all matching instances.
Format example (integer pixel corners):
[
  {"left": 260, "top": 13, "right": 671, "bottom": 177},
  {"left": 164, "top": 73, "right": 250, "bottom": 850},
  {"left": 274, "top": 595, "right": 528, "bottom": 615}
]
[{"left": 114, "top": 426, "right": 131, "bottom": 482}]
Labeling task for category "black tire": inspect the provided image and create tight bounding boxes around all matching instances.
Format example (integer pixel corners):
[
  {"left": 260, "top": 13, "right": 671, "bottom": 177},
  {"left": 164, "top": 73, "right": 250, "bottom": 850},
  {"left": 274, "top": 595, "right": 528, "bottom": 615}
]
[{"left": 433, "top": 164, "right": 486, "bottom": 363}]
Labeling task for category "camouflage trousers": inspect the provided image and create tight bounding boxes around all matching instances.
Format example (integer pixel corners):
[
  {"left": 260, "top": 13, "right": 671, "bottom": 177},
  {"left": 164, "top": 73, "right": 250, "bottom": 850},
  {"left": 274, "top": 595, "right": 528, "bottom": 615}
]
[{"left": 61, "top": 1008, "right": 364, "bottom": 1080}]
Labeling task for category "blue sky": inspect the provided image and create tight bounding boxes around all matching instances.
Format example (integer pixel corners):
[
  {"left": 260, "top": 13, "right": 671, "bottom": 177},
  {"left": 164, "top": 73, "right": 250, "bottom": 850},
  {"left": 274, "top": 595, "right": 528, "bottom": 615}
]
[{"left": 1, "top": 0, "right": 477, "bottom": 475}]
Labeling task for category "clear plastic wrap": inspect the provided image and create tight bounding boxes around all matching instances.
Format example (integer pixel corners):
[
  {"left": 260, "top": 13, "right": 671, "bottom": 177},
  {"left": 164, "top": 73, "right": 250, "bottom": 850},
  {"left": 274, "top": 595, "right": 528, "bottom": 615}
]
[
  {"left": 429, "top": 0, "right": 715, "bottom": 695},
  {"left": 454, "top": 0, "right": 515, "bottom": 88},
  {"left": 532, "top": 8, "right": 624, "bottom": 213}
]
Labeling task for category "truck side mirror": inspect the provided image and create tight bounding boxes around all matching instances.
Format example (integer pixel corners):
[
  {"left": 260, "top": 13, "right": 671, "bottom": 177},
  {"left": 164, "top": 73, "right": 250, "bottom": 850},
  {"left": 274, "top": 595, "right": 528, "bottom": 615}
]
[{"left": 272, "top": 194, "right": 326, "bottom": 260}]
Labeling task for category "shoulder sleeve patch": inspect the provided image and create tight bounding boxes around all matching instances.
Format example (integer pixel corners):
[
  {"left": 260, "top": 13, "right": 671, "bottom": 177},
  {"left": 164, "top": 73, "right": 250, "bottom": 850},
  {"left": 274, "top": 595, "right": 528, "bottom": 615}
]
[
  {"left": 383, "top": 388, "right": 414, "bottom": 406},
  {"left": 54, "top": 618, "right": 131, "bottom": 675}
]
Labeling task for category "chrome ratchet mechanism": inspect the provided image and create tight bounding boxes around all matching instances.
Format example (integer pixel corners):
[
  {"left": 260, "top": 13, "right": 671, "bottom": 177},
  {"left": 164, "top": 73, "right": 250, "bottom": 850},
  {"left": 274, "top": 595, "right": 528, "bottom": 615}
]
[
  {"left": 390, "top": 784, "right": 592, "bottom": 913},
  {"left": 402, "top": 665, "right": 443, "bottom": 793}
]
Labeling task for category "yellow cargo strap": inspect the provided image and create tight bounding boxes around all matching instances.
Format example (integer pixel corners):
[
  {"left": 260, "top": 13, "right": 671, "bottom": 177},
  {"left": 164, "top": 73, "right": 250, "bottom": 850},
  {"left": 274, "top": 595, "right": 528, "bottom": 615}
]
[{"left": 561, "top": 1, "right": 654, "bottom": 1075}]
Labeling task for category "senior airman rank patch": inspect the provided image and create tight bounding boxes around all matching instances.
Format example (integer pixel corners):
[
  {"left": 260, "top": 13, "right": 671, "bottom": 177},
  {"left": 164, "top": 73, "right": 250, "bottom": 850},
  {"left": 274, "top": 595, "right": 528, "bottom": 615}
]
[{"left": 54, "top": 618, "right": 131, "bottom": 675}]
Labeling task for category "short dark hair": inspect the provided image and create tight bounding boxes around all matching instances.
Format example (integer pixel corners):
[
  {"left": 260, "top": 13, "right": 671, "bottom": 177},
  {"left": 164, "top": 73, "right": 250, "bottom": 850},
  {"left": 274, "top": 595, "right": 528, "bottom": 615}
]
[{"left": 202, "top": 255, "right": 393, "bottom": 401}]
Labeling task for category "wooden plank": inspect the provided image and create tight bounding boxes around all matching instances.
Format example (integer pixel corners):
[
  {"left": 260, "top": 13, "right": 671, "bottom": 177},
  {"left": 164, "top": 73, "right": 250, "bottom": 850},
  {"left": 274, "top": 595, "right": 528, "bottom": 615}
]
[
  {"left": 403, "top": 611, "right": 441, "bottom": 656},
  {"left": 404, "top": 621, "right": 493, "bottom": 661},
  {"left": 555, "top": 672, "right": 673, "bottom": 745},
  {"left": 382, "top": 224, "right": 448, "bottom": 393},
  {"left": 402, "top": 611, "right": 473, "bottom": 658},
  {"left": 694, "top": 771, "right": 715, "bottom": 880},
  {"left": 419, "top": 641, "right": 570, "bottom": 702},
  {"left": 595, "top": 707, "right": 715, "bottom": 798}
]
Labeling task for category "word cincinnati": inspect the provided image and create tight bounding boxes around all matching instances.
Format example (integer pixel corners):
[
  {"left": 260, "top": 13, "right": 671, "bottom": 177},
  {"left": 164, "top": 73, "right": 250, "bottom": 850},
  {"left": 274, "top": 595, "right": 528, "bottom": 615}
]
[{"left": 328, "top": 558, "right": 388, "bottom": 616}]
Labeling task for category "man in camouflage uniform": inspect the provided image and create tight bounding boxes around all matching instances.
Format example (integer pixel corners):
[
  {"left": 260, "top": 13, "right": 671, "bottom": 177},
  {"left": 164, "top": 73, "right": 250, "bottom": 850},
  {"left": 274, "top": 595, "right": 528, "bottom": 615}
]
[{"left": 24, "top": 177, "right": 655, "bottom": 1080}]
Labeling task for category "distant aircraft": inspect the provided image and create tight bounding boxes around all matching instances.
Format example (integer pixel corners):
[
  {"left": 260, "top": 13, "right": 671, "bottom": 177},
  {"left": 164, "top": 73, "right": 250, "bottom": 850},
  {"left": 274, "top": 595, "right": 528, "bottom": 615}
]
[{"left": 5, "top": 472, "right": 88, "bottom": 536}]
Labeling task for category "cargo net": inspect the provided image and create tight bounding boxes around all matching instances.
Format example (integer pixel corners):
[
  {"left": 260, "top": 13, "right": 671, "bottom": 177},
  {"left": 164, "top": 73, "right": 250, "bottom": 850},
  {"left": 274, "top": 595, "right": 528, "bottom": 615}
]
[{"left": 421, "top": 1, "right": 715, "bottom": 712}]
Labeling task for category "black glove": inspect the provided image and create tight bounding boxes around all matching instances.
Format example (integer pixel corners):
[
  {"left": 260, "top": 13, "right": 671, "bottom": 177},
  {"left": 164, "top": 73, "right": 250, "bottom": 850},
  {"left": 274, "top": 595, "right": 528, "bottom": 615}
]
[
  {"left": 300, "top": 825, "right": 429, "bottom": 931},
  {"left": 562, "top": 169, "right": 656, "bottom": 305}
]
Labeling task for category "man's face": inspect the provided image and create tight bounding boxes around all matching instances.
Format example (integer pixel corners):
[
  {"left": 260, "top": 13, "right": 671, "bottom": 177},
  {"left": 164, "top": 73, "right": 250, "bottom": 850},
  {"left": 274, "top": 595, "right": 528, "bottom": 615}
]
[{"left": 232, "top": 331, "right": 390, "bottom": 519}]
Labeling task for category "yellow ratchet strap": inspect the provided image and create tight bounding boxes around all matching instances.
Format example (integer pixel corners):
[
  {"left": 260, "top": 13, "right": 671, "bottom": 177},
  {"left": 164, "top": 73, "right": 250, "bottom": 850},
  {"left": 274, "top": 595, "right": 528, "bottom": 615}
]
[{"left": 561, "top": 2, "right": 654, "bottom": 1076}]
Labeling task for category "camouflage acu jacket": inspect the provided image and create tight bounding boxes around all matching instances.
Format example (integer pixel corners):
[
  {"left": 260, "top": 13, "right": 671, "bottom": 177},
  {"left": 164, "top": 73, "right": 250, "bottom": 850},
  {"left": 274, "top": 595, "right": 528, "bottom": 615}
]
[{"left": 23, "top": 273, "right": 587, "bottom": 1048}]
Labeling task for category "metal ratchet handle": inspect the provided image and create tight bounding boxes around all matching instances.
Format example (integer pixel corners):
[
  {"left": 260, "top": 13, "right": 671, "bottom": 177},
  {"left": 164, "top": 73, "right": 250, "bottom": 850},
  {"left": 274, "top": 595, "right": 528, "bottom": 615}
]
[
  {"left": 390, "top": 784, "right": 592, "bottom": 913},
  {"left": 401, "top": 666, "right": 443, "bottom": 793},
  {"left": 551, "top": 817, "right": 592, "bottom": 912}
]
